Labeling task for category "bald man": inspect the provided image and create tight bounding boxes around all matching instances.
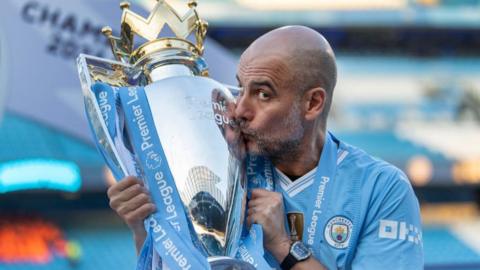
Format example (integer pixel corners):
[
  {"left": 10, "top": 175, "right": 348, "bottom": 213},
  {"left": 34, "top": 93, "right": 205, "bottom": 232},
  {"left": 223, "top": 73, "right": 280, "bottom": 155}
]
[{"left": 108, "top": 26, "right": 424, "bottom": 269}]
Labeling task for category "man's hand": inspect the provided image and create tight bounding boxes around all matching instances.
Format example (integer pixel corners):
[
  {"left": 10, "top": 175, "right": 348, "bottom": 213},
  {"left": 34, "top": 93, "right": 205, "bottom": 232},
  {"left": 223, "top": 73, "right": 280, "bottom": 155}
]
[
  {"left": 247, "top": 188, "right": 291, "bottom": 262},
  {"left": 107, "top": 176, "right": 156, "bottom": 253}
]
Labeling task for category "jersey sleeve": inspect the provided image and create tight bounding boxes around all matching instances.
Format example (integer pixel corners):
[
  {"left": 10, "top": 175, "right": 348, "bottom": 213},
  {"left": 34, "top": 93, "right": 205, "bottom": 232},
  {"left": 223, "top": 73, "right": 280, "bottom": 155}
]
[{"left": 350, "top": 168, "right": 424, "bottom": 270}]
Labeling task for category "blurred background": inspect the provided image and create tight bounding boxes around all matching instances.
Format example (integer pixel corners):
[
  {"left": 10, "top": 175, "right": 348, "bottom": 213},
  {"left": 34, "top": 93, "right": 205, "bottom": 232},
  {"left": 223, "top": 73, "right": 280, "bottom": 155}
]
[{"left": 1, "top": 0, "right": 479, "bottom": 269}]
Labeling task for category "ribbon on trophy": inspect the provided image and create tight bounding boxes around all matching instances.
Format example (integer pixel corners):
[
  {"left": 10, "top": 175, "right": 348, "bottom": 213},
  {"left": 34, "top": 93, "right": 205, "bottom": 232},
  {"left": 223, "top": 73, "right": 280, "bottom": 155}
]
[
  {"left": 89, "top": 83, "right": 124, "bottom": 180},
  {"left": 235, "top": 155, "right": 275, "bottom": 269},
  {"left": 90, "top": 83, "right": 138, "bottom": 180},
  {"left": 91, "top": 84, "right": 117, "bottom": 139}
]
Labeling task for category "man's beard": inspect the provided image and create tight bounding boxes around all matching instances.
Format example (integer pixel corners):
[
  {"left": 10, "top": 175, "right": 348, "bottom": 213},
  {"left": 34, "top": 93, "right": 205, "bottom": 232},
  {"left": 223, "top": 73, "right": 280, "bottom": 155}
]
[{"left": 239, "top": 102, "right": 304, "bottom": 162}]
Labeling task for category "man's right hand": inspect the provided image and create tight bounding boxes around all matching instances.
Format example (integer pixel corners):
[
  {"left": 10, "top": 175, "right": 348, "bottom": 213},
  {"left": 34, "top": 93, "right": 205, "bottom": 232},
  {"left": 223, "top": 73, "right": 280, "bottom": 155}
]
[{"left": 107, "top": 176, "right": 156, "bottom": 253}]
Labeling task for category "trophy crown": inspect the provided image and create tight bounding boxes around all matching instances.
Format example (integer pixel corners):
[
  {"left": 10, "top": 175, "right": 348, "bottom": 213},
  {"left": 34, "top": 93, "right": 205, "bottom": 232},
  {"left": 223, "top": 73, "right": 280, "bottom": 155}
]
[{"left": 103, "top": 0, "right": 208, "bottom": 64}]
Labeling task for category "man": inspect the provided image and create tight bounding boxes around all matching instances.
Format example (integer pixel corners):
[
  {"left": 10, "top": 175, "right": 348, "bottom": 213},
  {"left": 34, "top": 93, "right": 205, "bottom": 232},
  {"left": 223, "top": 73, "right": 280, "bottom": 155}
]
[{"left": 107, "top": 26, "right": 424, "bottom": 269}]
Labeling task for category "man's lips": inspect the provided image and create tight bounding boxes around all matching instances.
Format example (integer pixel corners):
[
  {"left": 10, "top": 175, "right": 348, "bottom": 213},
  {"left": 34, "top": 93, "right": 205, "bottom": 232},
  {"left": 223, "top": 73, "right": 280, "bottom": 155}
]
[
  {"left": 240, "top": 131, "right": 256, "bottom": 149},
  {"left": 240, "top": 131, "right": 255, "bottom": 140}
]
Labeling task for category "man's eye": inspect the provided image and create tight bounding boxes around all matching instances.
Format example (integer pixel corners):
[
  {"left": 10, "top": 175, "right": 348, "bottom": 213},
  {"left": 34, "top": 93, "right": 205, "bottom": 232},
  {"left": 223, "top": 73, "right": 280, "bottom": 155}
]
[{"left": 258, "top": 91, "right": 270, "bottom": 100}]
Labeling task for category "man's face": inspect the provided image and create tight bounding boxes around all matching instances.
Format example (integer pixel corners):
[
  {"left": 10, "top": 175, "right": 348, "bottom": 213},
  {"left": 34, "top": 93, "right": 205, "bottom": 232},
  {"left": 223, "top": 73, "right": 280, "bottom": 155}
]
[{"left": 235, "top": 53, "right": 305, "bottom": 159}]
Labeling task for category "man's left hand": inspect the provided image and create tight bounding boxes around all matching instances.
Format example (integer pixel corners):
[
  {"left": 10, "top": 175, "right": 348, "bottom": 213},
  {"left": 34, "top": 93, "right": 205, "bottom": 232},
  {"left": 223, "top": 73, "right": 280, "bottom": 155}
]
[{"left": 247, "top": 188, "right": 291, "bottom": 261}]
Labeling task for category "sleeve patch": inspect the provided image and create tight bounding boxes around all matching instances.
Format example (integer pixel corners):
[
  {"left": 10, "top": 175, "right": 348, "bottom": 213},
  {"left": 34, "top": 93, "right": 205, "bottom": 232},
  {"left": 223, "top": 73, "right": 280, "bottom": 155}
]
[{"left": 378, "top": 219, "right": 422, "bottom": 245}]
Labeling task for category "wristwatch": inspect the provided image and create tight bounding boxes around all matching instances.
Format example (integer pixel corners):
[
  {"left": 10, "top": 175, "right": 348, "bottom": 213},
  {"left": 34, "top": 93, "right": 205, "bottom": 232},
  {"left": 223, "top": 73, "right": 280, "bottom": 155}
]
[{"left": 280, "top": 241, "right": 312, "bottom": 270}]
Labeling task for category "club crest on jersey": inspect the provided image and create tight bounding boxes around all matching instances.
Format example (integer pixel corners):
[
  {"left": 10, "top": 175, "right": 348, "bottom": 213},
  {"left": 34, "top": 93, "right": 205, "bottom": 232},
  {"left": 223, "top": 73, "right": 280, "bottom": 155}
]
[{"left": 324, "top": 216, "right": 353, "bottom": 249}]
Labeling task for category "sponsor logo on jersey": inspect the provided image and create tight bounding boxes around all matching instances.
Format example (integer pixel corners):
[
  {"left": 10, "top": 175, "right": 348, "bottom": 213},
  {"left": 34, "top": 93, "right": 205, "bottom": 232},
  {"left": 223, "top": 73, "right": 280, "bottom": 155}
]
[
  {"left": 324, "top": 216, "right": 353, "bottom": 249},
  {"left": 378, "top": 219, "right": 422, "bottom": 245}
]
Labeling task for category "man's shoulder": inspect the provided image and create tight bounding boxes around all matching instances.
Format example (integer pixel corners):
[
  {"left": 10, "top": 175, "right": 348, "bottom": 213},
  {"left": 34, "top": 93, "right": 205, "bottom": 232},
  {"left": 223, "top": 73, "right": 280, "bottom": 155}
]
[
  {"left": 336, "top": 139, "right": 421, "bottom": 229},
  {"left": 337, "top": 140, "right": 410, "bottom": 190},
  {"left": 337, "top": 140, "right": 400, "bottom": 175},
  {"left": 335, "top": 143, "right": 423, "bottom": 270}
]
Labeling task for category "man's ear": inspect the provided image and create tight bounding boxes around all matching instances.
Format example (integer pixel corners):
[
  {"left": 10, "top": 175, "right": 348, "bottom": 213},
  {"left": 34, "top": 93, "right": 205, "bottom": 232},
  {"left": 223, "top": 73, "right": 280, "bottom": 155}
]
[{"left": 303, "top": 87, "right": 326, "bottom": 121}]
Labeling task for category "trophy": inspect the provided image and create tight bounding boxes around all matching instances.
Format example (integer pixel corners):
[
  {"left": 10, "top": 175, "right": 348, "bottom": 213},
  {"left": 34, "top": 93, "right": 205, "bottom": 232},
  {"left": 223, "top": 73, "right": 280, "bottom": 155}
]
[{"left": 77, "top": 1, "right": 262, "bottom": 269}]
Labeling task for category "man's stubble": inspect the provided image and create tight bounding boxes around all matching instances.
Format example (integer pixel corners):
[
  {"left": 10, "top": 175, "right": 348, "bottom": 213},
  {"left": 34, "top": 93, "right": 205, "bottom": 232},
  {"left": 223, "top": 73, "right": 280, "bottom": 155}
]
[{"left": 241, "top": 101, "right": 305, "bottom": 163}]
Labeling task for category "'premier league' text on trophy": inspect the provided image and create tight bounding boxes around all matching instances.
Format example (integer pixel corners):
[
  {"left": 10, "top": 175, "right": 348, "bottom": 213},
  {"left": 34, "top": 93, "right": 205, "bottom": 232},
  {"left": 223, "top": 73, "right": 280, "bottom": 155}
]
[{"left": 76, "top": 0, "right": 267, "bottom": 269}]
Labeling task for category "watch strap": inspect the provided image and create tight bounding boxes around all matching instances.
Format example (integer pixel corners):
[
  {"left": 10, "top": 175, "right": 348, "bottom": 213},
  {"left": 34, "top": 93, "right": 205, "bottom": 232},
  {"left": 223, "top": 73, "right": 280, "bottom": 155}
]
[{"left": 280, "top": 252, "right": 298, "bottom": 270}]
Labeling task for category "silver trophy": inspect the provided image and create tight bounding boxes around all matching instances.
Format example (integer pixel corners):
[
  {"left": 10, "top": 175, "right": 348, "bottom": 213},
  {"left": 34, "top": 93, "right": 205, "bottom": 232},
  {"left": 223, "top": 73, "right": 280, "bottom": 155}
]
[{"left": 77, "top": 1, "right": 254, "bottom": 269}]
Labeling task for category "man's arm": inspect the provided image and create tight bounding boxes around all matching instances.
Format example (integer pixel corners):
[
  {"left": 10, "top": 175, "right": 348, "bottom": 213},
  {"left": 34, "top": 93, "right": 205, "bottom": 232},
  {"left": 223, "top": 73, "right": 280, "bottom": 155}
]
[
  {"left": 247, "top": 189, "right": 327, "bottom": 270},
  {"left": 107, "top": 176, "right": 156, "bottom": 254},
  {"left": 350, "top": 169, "right": 423, "bottom": 269}
]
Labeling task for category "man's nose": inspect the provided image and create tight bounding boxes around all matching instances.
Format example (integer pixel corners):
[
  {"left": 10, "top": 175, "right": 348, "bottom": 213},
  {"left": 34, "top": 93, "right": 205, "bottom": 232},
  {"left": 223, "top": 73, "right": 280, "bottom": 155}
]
[{"left": 234, "top": 93, "right": 254, "bottom": 122}]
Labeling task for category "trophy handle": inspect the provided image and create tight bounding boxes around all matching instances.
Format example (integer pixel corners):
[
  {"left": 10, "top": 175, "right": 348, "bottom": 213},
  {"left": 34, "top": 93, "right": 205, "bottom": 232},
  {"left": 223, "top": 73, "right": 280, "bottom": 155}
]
[{"left": 77, "top": 54, "right": 137, "bottom": 180}]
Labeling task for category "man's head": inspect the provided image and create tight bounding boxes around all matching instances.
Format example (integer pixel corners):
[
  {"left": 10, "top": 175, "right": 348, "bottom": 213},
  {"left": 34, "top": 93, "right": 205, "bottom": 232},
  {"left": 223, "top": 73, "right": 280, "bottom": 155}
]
[{"left": 235, "top": 25, "right": 337, "bottom": 161}]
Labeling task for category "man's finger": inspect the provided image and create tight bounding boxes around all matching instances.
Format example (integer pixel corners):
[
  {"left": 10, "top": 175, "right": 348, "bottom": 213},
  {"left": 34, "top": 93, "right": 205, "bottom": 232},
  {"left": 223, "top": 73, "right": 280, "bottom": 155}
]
[
  {"left": 107, "top": 176, "right": 143, "bottom": 197},
  {"left": 113, "top": 183, "right": 147, "bottom": 203},
  {"left": 246, "top": 212, "right": 256, "bottom": 227},
  {"left": 247, "top": 210, "right": 266, "bottom": 228},
  {"left": 247, "top": 206, "right": 257, "bottom": 216},
  {"left": 250, "top": 188, "right": 273, "bottom": 199},
  {"left": 117, "top": 192, "right": 152, "bottom": 216},
  {"left": 248, "top": 195, "right": 279, "bottom": 209},
  {"left": 125, "top": 203, "right": 156, "bottom": 225}
]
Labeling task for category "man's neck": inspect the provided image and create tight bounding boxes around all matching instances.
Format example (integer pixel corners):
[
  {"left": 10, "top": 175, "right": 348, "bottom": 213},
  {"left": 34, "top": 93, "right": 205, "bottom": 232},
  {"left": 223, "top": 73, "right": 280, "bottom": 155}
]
[{"left": 273, "top": 131, "right": 325, "bottom": 180}]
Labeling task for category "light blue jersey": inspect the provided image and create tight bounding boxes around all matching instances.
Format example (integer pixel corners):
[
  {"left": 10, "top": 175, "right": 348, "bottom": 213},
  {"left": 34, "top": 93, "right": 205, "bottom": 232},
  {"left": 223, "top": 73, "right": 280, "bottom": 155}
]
[{"left": 265, "top": 134, "right": 424, "bottom": 269}]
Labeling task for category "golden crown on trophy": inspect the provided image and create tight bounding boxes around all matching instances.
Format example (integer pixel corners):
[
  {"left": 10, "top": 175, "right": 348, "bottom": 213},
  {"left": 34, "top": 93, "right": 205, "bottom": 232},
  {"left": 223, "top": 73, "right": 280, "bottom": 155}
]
[{"left": 101, "top": 0, "right": 208, "bottom": 64}]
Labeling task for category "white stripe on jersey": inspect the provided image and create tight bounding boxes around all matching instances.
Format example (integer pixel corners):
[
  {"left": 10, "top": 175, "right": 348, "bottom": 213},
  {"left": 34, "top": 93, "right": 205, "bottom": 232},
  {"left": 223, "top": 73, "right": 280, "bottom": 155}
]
[
  {"left": 276, "top": 149, "right": 349, "bottom": 197},
  {"left": 337, "top": 150, "right": 349, "bottom": 165},
  {"left": 275, "top": 167, "right": 316, "bottom": 196}
]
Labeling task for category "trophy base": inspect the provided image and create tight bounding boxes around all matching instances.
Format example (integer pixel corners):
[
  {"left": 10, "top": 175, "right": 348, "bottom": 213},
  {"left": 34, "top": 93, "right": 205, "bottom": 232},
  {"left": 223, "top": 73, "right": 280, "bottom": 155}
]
[{"left": 208, "top": 256, "right": 257, "bottom": 270}]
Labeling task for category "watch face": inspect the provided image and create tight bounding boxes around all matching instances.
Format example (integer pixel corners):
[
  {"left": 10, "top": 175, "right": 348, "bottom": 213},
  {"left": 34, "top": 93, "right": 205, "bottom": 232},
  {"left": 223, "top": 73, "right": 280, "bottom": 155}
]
[{"left": 291, "top": 241, "right": 311, "bottom": 261}]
